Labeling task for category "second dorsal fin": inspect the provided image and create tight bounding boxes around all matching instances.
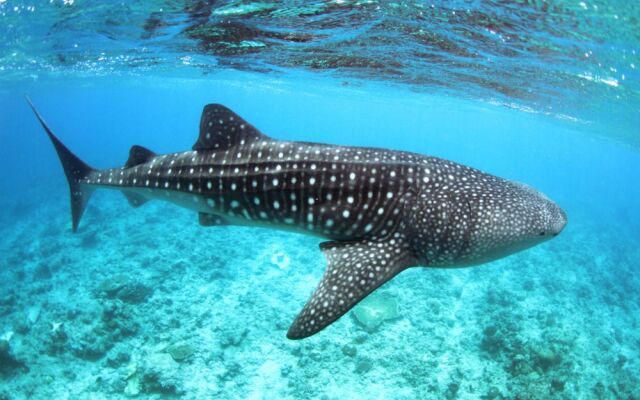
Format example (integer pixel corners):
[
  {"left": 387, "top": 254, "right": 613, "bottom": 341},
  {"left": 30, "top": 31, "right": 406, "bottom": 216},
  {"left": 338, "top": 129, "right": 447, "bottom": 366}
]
[
  {"left": 125, "top": 145, "right": 156, "bottom": 168},
  {"left": 193, "top": 104, "right": 268, "bottom": 151}
]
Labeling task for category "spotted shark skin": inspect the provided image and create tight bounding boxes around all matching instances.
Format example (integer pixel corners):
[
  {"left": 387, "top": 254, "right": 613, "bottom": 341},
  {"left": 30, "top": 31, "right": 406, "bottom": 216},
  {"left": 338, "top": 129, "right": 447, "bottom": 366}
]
[{"left": 27, "top": 98, "right": 567, "bottom": 339}]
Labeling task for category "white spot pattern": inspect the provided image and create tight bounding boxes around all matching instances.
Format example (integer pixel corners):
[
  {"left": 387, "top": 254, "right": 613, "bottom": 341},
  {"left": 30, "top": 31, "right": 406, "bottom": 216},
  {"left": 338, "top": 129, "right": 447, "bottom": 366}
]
[{"left": 72, "top": 103, "right": 566, "bottom": 340}]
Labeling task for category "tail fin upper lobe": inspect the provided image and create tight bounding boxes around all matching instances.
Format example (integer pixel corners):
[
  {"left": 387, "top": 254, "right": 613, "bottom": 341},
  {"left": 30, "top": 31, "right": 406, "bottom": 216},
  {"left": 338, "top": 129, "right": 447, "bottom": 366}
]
[{"left": 26, "top": 96, "right": 95, "bottom": 232}]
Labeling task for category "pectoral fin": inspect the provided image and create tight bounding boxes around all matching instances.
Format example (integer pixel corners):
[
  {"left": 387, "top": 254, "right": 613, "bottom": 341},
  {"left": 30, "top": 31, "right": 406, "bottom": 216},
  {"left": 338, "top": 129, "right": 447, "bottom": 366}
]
[
  {"left": 198, "top": 212, "right": 230, "bottom": 226},
  {"left": 287, "top": 237, "right": 418, "bottom": 339},
  {"left": 123, "top": 191, "right": 148, "bottom": 208}
]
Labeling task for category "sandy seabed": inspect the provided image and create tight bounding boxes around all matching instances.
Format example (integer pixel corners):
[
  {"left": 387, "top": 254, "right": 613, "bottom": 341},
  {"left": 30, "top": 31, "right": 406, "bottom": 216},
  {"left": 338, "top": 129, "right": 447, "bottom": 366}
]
[{"left": 0, "top": 188, "right": 638, "bottom": 400}]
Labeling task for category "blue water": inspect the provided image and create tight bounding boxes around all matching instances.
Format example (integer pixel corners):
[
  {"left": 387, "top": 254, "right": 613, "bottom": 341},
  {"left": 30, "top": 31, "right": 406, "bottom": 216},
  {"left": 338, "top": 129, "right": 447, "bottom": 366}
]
[{"left": 1, "top": 1, "right": 640, "bottom": 399}]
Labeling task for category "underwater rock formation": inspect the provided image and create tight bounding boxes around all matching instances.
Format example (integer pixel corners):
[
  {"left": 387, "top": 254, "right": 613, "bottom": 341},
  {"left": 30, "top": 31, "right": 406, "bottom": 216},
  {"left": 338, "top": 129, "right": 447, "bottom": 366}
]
[
  {"left": 99, "top": 275, "right": 154, "bottom": 304},
  {"left": 99, "top": 274, "right": 130, "bottom": 298},
  {"left": 125, "top": 353, "right": 186, "bottom": 396},
  {"left": 70, "top": 301, "right": 140, "bottom": 361},
  {"left": 0, "top": 340, "right": 27, "bottom": 377},
  {"left": 0, "top": 292, "right": 16, "bottom": 317},
  {"left": 45, "top": 322, "right": 68, "bottom": 356},
  {"left": 33, "top": 264, "right": 52, "bottom": 280},
  {"left": 166, "top": 343, "right": 195, "bottom": 363},
  {"left": 352, "top": 292, "right": 400, "bottom": 332},
  {"left": 116, "top": 283, "right": 154, "bottom": 304}
]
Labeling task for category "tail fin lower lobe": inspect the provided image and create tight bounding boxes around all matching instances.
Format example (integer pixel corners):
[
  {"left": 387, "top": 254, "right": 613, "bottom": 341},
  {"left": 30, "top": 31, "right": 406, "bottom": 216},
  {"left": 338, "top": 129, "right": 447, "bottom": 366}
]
[{"left": 26, "top": 96, "right": 95, "bottom": 232}]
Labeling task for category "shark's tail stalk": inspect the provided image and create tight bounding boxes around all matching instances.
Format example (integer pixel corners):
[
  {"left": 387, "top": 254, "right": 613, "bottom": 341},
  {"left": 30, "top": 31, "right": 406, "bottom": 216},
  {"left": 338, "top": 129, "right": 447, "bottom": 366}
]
[{"left": 26, "top": 96, "right": 96, "bottom": 232}]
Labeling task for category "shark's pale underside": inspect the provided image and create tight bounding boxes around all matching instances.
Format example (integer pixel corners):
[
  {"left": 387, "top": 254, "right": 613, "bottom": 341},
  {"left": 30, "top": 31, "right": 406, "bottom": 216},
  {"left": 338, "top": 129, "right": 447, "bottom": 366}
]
[{"left": 27, "top": 99, "right": 566, "bottom": 339}]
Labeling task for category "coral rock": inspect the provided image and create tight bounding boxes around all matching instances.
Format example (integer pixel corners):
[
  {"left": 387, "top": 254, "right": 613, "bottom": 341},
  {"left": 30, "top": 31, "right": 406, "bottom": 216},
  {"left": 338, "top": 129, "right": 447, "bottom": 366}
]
[
  {"left": 0, "top": 340, "right": 28, "bottom": 376},
  {"left": 117, "top": 283, "right": 154, "bottom": 304},
  {"left": 166, "top": 343, "right": 195, "bottom": 362},
  {"left": 352, "top": 292, "right": 400, "bottom": 332}
]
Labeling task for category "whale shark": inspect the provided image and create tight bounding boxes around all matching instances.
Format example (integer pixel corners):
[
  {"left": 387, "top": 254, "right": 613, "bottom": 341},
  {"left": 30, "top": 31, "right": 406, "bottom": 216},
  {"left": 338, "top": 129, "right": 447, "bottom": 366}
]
[{"left": 27, "top": 98, "right": 567, "bottom": 339}]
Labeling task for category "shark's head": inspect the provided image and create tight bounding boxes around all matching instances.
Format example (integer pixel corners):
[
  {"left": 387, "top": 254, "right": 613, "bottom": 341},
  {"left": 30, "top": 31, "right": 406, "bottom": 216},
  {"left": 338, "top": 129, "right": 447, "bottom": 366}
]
[
  {"left": 463, "top": 181, "right": 566, "bottom": 264},
  {"left": 408, "top": 178, "right": 567, "bottom": 267}
]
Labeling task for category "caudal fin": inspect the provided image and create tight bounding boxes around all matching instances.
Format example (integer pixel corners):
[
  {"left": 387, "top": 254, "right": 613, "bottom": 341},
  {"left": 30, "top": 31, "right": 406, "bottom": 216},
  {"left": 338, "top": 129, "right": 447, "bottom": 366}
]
[{"left": 26, "top": 96, "right": 95, "bottom": 232}]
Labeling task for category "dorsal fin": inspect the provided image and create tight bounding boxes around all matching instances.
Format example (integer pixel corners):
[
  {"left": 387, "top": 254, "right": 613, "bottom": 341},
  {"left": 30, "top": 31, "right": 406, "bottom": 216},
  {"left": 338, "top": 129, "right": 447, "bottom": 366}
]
[
  {"left": 193, "top": 104, "right": 268, "bottom": 151},
  {"left": 125, "top": 145, "right": 156, "bottom": 168}
]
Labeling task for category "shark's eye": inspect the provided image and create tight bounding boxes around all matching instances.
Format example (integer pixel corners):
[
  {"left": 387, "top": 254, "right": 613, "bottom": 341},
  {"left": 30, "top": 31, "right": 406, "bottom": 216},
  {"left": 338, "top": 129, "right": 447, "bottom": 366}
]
[{"left": 539, "top": 231, "right": 545, "bottom": 236}]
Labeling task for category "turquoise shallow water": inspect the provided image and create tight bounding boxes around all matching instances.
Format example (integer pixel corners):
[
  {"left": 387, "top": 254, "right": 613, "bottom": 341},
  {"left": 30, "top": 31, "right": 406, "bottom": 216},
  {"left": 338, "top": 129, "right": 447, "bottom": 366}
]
[
  {"left": 1, "top": 1, "right": 640, "bottom": 399},
  {"left": 0, "top": 75, "right": 639, "bottom": 399}
]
